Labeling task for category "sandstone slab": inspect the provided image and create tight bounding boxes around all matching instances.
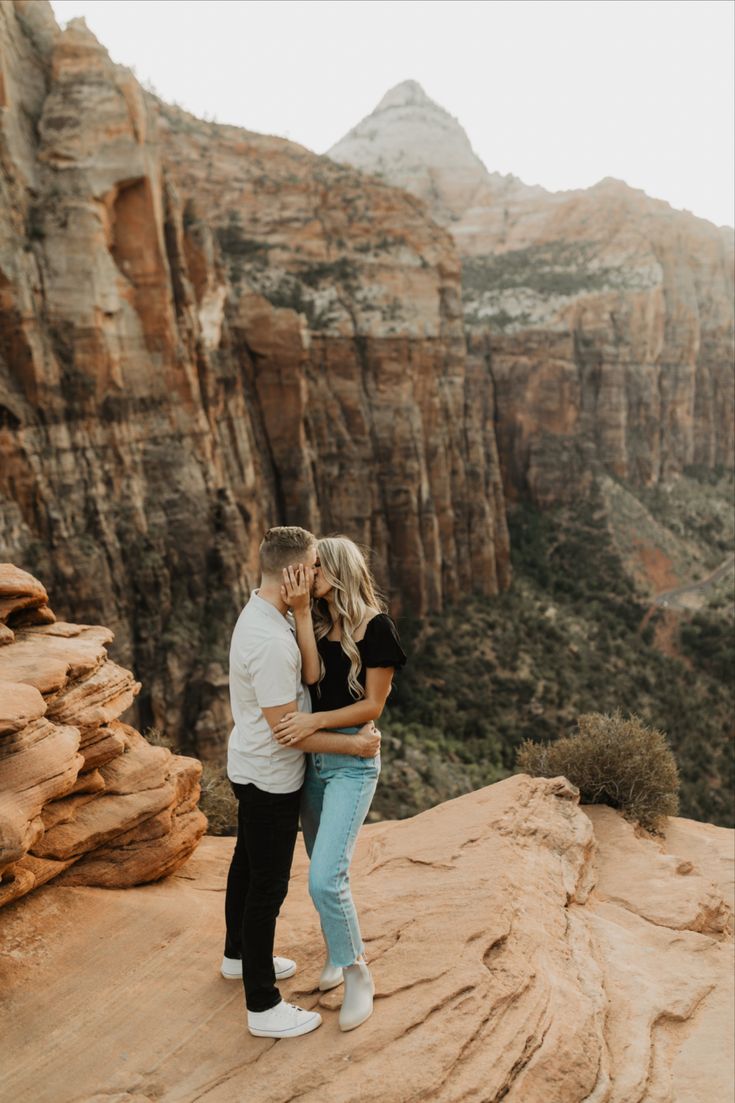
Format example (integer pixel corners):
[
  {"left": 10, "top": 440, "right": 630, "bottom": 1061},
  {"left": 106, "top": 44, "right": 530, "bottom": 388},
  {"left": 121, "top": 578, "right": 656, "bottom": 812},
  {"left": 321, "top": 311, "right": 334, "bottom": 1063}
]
[
  {"left": 0, "top": 563, "right": 50, "bottom": 625},
  {"left": 0, "top": 680, "right": 46, "bottom": 734},
  {"left": 0, "top": 777, "right": 730, "bottom": 1103}
]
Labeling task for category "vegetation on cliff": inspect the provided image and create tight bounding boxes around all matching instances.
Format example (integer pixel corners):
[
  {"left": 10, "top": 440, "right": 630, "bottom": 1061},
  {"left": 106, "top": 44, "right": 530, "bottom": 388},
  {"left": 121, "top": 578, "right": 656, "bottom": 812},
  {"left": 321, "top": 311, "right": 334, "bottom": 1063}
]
[
  {"left": 379, "top": 473, "right": 734, "bottom": 827},
  {"left": 517, "top": 710, "right": 680, "bottom": 833},
  {"left": 194, "top": 471, "right": 732, "bottom": 833}
]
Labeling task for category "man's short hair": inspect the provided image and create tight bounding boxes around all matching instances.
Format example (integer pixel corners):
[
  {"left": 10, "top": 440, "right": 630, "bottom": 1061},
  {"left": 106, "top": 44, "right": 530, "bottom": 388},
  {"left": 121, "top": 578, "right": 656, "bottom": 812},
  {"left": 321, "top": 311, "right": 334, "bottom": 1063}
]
[{"left": 259, "top": 526, "right": 316, "bottom": 575}]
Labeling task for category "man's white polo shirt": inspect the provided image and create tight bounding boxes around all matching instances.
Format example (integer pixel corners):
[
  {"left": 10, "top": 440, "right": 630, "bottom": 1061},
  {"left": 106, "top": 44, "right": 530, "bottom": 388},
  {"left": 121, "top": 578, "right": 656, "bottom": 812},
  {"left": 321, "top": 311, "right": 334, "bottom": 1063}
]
[{"left": 227, "top": 590, "right": 311, "bottom": 793}]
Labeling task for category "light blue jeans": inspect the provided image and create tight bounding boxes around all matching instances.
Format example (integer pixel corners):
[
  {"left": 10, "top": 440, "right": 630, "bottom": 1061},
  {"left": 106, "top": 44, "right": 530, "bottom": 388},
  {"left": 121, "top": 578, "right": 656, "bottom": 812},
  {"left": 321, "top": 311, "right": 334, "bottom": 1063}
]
[{"left": 300, "top": 727, "right": 380, "bottom": 968}]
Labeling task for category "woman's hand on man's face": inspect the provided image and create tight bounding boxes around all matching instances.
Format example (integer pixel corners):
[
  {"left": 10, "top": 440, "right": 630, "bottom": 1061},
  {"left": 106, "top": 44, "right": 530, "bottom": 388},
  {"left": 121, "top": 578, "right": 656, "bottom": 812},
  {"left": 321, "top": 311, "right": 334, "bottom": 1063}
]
[
  {"left": 273, "top": 710, "right": 319, "bottom": 744},
  {"left": 280, "top": 563, "right": 313, "bottom": 613}
]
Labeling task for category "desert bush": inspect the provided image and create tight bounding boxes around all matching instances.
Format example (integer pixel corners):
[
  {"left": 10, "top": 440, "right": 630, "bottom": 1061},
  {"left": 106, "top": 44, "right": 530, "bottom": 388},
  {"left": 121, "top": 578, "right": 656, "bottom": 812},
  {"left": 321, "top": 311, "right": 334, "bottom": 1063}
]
[
  {"left": 515, "top": 709, "right": 680, "bottom": 832},
  {"left": 143, "top": 730, "right": 236, "bottom": 834},
  {"left": 199, "top": 762, "right": 238, "bottom": 835},
  {"left": 143, "top": 726, "right": 175, "bottom": 748}
]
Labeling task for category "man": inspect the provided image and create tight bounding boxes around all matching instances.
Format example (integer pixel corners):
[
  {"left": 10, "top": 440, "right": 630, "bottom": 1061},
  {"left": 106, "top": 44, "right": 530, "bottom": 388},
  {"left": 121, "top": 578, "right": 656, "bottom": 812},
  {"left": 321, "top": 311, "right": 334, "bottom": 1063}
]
[{"left": 221, "top": 525, "right": 381, "bottom": 1039}]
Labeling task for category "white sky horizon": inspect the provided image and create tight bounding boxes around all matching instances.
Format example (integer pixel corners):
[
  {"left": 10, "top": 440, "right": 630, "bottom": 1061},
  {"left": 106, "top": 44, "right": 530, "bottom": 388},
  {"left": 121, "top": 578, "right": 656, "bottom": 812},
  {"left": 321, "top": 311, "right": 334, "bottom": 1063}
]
[{"left": 48, "top": 0, "right": 735, "bottom": 229}]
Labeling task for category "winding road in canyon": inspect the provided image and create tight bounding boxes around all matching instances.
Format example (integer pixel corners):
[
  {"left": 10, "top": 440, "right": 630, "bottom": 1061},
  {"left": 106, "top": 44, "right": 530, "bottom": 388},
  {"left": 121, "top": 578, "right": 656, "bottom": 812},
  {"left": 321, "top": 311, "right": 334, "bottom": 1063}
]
[{"left": 652, "top": 554, "right": 735, "bottom": 611}]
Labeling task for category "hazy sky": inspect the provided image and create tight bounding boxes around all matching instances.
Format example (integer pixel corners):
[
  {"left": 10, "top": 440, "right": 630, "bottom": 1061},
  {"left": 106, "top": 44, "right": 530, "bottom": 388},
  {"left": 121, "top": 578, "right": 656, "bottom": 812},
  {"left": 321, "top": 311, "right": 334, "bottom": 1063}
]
[{"left": 49, "top": 0, "right": 734, "bottom": 228}]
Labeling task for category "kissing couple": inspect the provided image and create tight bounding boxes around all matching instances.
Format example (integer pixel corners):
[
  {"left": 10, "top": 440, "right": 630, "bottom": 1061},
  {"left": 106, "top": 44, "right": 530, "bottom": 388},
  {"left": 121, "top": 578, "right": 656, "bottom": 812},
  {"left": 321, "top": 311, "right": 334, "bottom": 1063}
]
[{"left": 220, "top": 526, "right": 406, "bottom": 1038}]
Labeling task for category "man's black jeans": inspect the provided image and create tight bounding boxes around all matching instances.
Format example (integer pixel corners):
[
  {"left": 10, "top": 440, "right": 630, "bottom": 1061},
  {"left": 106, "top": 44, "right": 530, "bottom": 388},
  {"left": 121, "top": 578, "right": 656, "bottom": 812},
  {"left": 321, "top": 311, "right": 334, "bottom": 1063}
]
[{"left": 223, "top": 780, "right": 301, "bottom": 1012}]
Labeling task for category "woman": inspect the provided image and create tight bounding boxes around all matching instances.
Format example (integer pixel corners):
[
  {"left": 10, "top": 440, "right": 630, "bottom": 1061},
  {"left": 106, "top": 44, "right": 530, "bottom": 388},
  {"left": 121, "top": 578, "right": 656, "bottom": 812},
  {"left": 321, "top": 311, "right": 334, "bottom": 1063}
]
[{"left": 273, "top": 536, "right": 406, "bottom": 1032}]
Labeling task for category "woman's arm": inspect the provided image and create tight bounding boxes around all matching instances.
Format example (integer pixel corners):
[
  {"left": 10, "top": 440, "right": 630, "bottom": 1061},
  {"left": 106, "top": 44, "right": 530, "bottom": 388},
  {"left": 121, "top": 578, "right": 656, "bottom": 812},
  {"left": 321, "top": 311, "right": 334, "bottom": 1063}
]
[
  {"left": 281, "top": 565, "right": 321, "bottom": 685},
  {"left": 273, "top": 666, "right": 395, "bottom": 744}
]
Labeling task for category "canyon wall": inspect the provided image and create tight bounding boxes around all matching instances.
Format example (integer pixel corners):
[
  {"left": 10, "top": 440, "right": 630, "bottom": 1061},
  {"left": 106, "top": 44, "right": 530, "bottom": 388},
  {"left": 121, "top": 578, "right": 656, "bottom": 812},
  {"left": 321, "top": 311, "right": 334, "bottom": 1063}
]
[
  {"left": 330, "top": 81, "right": 735, "bottom": 505},
  {"left": 0, "top": 5, "right": 510, "bottom": 753},
  {"left": 2, "top": 15, "right": 731, "bottom": 771}
]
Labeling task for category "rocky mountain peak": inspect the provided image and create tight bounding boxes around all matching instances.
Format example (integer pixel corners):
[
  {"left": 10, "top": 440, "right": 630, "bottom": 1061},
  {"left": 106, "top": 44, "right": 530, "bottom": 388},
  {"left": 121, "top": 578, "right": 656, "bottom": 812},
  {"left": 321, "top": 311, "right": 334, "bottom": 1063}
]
[
  {"left": 328, "top": 79, "right": 502, "bottom": 222},
  {"left": 373, "top": 79, "right": 436, "bottom": 112}
]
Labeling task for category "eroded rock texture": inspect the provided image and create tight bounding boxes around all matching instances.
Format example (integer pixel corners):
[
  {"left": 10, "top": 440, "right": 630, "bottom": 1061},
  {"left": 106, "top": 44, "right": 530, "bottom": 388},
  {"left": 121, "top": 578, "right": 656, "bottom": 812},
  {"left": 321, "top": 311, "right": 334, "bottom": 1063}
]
[
  {"left": 0, "top": 774, "right": 731, "bottom": 1102},
  {"left": 0, "top": 563, "right": 206, "bottom": 907},
  {"left": 330, "top": 81, "right": 735, "bottom": 505},
  {"left": 0, "top": 5, "right": 510, "bottom": 755}
]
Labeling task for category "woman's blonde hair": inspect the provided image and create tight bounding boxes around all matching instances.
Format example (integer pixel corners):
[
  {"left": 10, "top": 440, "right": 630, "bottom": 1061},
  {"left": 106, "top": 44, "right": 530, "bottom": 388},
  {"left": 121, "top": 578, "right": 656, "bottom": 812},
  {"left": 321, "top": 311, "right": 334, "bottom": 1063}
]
[{"left": 313, "top": 536, "right": 386, "bottom": 699}]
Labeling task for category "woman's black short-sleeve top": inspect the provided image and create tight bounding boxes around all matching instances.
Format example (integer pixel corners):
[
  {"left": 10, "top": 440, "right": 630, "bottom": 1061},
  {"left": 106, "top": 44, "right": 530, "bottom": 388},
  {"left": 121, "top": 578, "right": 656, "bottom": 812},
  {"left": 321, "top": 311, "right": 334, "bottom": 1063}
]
[{"left": 309, "top": 613, "right": 407, "bottom": 713}]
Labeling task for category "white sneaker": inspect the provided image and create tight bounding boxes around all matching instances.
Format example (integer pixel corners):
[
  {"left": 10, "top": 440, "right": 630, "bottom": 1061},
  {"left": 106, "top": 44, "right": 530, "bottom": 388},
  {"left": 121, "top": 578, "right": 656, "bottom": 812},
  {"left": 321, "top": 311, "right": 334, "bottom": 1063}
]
[
  {"left": 248, "top": 998, "right": 322, "bottom": 1038},
  {"left": 273, "top": 955, "right": 297, "bottom": 979},
  {"left": 220, "top": 955, "right": 297, "bottom": 981}
]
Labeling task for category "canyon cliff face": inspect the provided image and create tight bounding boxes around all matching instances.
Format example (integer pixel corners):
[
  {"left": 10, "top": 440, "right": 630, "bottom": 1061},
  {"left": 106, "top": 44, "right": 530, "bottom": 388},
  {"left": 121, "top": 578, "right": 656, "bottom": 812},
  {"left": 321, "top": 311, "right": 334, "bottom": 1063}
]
[
  {"left": 330, "top": 81, "right": 735, "bottom": 505},
  {"left": 0, "top": 563, "right": 206, "bottom": 907},
  {"left": 0, "top": 5, "right": 510, "bottom": 755}
]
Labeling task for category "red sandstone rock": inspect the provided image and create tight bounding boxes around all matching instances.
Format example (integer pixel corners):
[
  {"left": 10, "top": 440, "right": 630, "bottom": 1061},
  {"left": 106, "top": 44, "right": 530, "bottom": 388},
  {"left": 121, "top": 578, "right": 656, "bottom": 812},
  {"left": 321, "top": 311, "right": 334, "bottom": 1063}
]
[
  {"left": 0, "top": 628, "right": 110, "bottom": 695},
  {"left": 76, "top": 722, "right": 129, "bottom": 770},
  {"left": 0, "top": 679, "right": 45, "bottom": 733},
  {"left": 0, "top": 776, "right": 731, "bottom": 1102},
  {"left": 0, "top": 564, "right": 51, "bottom": 626},
  {"left": 0, "top": 564, "right": 206, "bottom": 904}
]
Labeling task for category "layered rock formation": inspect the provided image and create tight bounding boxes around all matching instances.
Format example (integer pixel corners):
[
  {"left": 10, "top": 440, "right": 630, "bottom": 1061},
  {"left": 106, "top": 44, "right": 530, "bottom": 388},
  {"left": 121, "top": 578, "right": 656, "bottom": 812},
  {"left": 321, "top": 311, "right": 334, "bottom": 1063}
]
[
  {"left": 0, "top": 563, "right": 206, "bottom": 907},
  {"left": 1, "top": 774, "right": 731, "bottom": 1102},
  {"left": 0, "top": 4, "right": 510, "bottom": 753},
  {"left": 330, "top": 82, "right": 735, "bottom": 504}
]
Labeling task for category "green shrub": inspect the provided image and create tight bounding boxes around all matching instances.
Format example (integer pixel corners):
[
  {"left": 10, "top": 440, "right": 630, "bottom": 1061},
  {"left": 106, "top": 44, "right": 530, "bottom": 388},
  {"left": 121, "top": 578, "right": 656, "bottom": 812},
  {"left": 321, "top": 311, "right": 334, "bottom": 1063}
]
[
  {"left": 516, "top": 709, "right": 680, "bottom": 832},
  {"left": 299, "top": 257, "right": 358, "bottom": 288},
  {"left": 215, "top": 225, "right": 271, "bottom": 262},
  {"left": 461, "top": 241, "right": 617, "bottom": 299},
  {"left": 680, "top": 613, "right": 735, "bottom": 684}
]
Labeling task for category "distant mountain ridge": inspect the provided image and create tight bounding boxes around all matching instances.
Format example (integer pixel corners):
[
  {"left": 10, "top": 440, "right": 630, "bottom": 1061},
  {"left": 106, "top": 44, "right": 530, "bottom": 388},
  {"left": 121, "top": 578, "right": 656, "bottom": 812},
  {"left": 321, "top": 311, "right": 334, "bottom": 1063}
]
[
  {"left": 329, "top": 78, "right": 733, "bottom": 230},
  {"left": 330, "top": 80, "right": 735, "bottom": 506},
  {"left": 329, "top": 78, "right": 544, "bottom": 224}
]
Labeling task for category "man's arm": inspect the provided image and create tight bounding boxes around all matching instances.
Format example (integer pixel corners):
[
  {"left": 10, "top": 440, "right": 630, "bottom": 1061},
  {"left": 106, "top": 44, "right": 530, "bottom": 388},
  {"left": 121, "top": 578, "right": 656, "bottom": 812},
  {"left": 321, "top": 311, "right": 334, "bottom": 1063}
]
[
  {"left": 299, "top": 724, "right": 380, "bottom": 757},
  {"left": 261, "top": 703, "right": 380, "bottom": 758},
  {"left": 273, "top": 667, "right": 394, "bottom": 742}
]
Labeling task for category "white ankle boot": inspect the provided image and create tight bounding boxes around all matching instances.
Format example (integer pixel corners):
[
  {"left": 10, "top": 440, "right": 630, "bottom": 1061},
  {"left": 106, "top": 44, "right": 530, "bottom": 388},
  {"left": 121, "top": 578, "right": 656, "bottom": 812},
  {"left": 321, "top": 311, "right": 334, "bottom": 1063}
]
[
  {"left": 319, "top": 957, "right": 344, "bottom": 992},
  {"left": 338, "top": 960, "right": 374, "bottom": 1032},
  {"left": 317, "top": 932, "right": 343, "bottom": 991}
]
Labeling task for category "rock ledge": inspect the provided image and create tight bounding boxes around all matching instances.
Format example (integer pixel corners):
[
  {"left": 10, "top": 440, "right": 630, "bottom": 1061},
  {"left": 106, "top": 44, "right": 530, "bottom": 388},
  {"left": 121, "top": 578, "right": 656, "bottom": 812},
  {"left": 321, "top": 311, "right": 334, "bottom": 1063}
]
[
  {"left": 0, "top": 563, "right": 207, "bottom": 907},
  {"left": 0, "top": 771, "right": 731, "bottom": 1103}
]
